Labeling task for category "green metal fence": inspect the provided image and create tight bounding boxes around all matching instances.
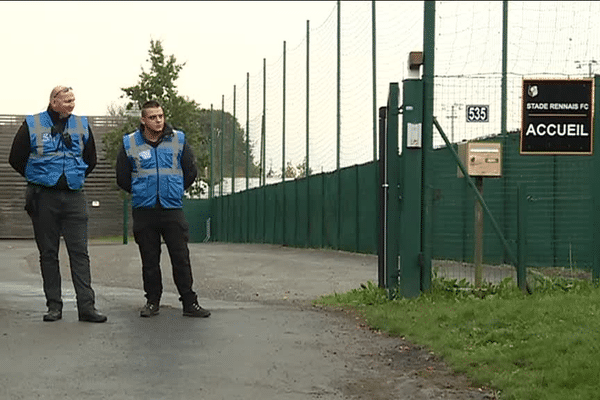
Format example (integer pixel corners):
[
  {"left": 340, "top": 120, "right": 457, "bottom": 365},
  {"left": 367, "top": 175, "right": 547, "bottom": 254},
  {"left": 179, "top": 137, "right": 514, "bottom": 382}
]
[
  {"left": 211, "top": 162, "right": 379, "bottom": 253},
  {"left": 198, "top": 1, "right": 600, "bottom": 292},
  {"left": 431, "top": 133, "right": 593, "bottom": 271},
  {"left": 209, "top": 129, "right": 594, "bottom": 277}
]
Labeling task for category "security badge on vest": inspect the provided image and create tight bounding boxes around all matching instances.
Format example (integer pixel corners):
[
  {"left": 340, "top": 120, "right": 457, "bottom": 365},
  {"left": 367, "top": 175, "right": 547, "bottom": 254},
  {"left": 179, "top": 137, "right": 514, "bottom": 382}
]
[{"left": 139, "top": 149, "right": 152, "bottom": 160}]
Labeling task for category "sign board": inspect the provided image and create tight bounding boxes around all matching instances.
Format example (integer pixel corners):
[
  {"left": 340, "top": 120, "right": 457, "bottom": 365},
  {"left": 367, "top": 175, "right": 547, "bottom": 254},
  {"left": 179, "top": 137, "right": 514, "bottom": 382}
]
[
  {"left": 521, "top": 79, "right": 594, "bottom": 155},
  {"left": 466, "top": 105, "right": 489, "bottom": 123}
]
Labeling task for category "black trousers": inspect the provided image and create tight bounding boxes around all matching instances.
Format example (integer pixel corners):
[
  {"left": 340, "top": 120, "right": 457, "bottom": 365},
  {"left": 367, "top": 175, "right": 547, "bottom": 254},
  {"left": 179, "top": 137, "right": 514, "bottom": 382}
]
[
  {"left": 132, "top": 208, "right": 197, "bottom": 305},
  {"left": 28, "top": 186, "right": 96, "bottom": 312}
]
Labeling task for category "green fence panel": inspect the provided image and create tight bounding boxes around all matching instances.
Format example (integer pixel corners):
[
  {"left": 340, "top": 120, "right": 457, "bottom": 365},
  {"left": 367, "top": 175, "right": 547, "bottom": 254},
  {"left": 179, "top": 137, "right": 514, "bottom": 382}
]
[
  {"left": 296, "top": 178, "right": 309, "bottom": 247},
  {"left": 272, "top": 183, "right": 285, "bottom": 244},
  {"left": 182, "top": 198, "right": 211, "bottom": 243},
  {"left": 429, "top": 133, "right": 594, "bottom": 270},
  {"left": 211, "top": 132, "right": 594, "bottom": 271},
  {"left": 518, "top": 157, "right": 555, "bottom": 267},
  {"left": 231, "top": 192, "right": 240, "bottom": 242},
  {"left": 357, "top": 161, "right": 379, "bottom": 254},
  {"left": 264, "top": 184, "right": 277, "bottom": 243},
  {"left": 246, "top": 188, "right": 257, "bottom": 243},
  {"left": 555, "top": 155, "right": 593, "bottom": 270},
  {"left": 430, "top": 146, "right": 470, "bottom": 261},
  {"left": 214, "top": 197, "right": 223, "bottom": 241},
  {"left": 339, "top": 166, "right": 358, "bottom": 252},
  {"left": 481, "top": 172, "right": 508, "bottom": 264},
  {"left": 309, "top": 174, "right": 324, "bottom": 248},
  {"left": 283, "top": 181, "right": 297, "bottom": 246},
  {"left": 323, "top": 172, "right": 339, "bottom": 249}
]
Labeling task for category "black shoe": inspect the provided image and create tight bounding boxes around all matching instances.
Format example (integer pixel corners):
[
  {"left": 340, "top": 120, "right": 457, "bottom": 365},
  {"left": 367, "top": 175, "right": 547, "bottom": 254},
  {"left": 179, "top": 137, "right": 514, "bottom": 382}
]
[
  {"left": 79, "top": 310, "right": 107, "bottom": 323},
  {"left": 140, "top": 302, "right": 160, "bottom": 318},
  {"left": 183, "top": 301, "right": 211, "bottom": 318},
  {"left": 43, "top": 309, "right": 62, "bottom": 322}
]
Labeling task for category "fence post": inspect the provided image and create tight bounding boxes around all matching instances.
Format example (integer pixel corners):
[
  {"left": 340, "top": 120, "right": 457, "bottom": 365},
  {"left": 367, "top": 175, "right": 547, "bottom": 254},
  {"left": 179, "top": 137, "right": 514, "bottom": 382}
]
[
  {"left": 378, "top": 106, "right": 387, "bottom": 289},
  {"left": 380, "top": 83, "right": 400, "bottom": 297},
  {"left": 400, "top": 78, "right": 423, "bottom": 298},
  {"left": 246, "top": 73, "right": 250, "bottom": 243},
  {"left": 593, "top": 74, "right": 600, "bottom": 283},
  {"left": 474, "top": 177, "right": 484, "bottom": 288},
  {"left": 517, "top": 183, "right": 527, "bottom": 293},
  {"left": 421, "top": 1, "right": 436, "bottom": 292}
]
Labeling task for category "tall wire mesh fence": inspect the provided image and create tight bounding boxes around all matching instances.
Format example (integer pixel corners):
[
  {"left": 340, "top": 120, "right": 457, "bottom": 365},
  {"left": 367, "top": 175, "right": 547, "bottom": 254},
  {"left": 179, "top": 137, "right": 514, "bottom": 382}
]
[{"left": 209, "top": 1, "right": 600, "bottom": 287}]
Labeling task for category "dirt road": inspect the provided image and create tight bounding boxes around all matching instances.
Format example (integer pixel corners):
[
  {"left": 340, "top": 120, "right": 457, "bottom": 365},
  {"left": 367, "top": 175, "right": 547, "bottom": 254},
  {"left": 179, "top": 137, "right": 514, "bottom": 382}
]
[{"left": 0, "top": 240, "right": 494, "bottom": 399}]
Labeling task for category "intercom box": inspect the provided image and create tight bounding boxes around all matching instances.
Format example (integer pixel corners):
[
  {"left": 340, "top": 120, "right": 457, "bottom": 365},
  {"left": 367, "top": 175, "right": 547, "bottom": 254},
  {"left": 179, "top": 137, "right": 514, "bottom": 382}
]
[{"left": 457, "top": 142, "right": 502, "bottom": 177}]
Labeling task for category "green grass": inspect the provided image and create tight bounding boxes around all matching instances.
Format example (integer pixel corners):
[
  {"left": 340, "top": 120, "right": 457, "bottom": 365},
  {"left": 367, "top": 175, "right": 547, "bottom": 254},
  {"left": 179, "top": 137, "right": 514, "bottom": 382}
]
[{"left": 316, "top": 277, "right": 600, "bottom": 400}]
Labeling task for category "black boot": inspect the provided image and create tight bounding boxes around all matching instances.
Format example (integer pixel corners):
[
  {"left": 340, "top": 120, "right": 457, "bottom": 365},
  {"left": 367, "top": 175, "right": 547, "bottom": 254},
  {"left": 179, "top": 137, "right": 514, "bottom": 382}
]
[
  {"left": 183, "top": 300, "right": 211, "bottom": 318},
  {"left": 78, "top": 308, "right": 107, "bottom": 323},
  {"left": 43, "top": 308, "right": 62, "bottom": 322}
]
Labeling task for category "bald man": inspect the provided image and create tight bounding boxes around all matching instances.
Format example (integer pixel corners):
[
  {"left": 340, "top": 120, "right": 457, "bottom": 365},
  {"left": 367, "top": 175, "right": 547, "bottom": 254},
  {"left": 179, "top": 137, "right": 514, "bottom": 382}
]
[{"left": 9, "top": 86, "right": 107, "bottom": 323}]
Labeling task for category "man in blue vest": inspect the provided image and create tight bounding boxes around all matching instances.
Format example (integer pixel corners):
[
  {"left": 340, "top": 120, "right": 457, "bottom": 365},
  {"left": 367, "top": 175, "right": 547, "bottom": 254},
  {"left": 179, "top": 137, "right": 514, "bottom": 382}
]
[
  {"left": 8, "top": 86, "right": 107, "bottom": 323},
  {"left": 116, "top": 100, "right": 210, "bottom": 318}
]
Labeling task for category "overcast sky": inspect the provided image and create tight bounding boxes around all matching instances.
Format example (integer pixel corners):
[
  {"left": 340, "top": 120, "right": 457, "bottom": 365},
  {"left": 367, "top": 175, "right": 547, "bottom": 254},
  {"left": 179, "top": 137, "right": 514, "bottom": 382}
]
[
  {"left": 3, "top": 1, "right": 599, "bottom": 160},
  {"left": 0, "top": 1, "right": 338, "bottom": 116}
]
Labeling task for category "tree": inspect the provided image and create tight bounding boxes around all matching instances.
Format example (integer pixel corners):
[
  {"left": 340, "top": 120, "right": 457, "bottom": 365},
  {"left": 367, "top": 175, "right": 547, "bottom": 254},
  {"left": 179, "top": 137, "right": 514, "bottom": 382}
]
[
  {"left": 285, "top": 161, "right": 297, "bottom": 178},
  {"left": 295, "top": 157, "right": 312, "bottom": 178},
  {"left": 102, "top": 39, "right": 257, "bottom": 192}
]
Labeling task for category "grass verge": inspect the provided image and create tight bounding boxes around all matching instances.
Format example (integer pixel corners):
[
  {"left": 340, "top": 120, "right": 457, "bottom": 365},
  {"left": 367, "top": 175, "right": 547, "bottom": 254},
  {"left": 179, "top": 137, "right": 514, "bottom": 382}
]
[{"left": 316, "top": 276, "right": 600, "bottom": 400}]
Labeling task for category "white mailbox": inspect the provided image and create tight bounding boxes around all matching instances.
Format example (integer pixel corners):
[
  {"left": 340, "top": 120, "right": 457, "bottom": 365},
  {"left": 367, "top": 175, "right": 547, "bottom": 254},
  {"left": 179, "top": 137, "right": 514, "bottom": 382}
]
[{"left": 457, "top": 142, "right": 502, "bottom": 178}]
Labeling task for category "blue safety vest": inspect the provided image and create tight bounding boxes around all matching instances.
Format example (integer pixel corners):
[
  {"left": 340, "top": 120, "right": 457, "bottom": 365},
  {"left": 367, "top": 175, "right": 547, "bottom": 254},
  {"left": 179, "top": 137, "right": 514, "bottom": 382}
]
[
  {"left": 123, "top": 128, "right": 185, "bottom": 209},
  {"left": 24, "top": 112, "right": 89, "bottom": 190}
]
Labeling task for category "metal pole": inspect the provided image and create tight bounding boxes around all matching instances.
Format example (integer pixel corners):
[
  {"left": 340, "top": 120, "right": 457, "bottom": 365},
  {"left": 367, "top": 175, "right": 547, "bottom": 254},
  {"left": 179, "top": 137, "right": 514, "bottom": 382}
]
[
  {"left": 372, "top": 0, "right": 377, "bottom": 162},
  {"left": 209, "top": 104, "right": 214, "bottom": 243},
  {"left": 210, "top": 104, "right": 214, "bottom": 200},
  {"left": 220, "top": 96, "right": 224, "bottom": 241},
  {"left": 337, "top": 2, "right": 341, "bottom": 171},
  {"left": 262, "top": 58, "right": 267, "bottom": 242},
  {"left": 421, "top": 1, "right": 436, "bottom": 291},
  {"left": 385, "top": 83, "right": 400, "bottom": 297},
  {"left": 501, "top": 0, "right": 510, "bottom": 263},
  {"left": 262, "top": 58, "right": 267, "bottom": 186},
  {"left": 474, "top": 177, "right": 484, "bottom": 288},
  {"left": 517, "top": 183, "right": 528, "bottom": 293},
  {"left": 306, "top": 19, "right": 311, "bottom": 247},
  {"left": 337, "top": 3, "right": 341, "bottom": 249},
  {"left": 451, "top": 105, "right": 455, "bottom": 143},
  {"left": 282, "top": 41, "right": 287, "bottom": 182},
  {"left": 246, "top": 73, "right": 250, "bottom": 242},
  {"left": 501, "top": 0, "right": 508, "bottom": 141},
  {"left": 220, "top": 95, "right": 224, "bottom": 198},
  {"left": 306, "top": 20, "right": 310, "bottom": 178},
  {"left": 246, "top": 73, "right": 250, "bottom": 191},
  {"left": 400, "top": 78, "right": 424, "bottom": 298},
  {"left": 282, "top": 41, "right": 287, "bottom": 245},
  {"left": 232, "top": 85, "right": 236, "bottom": 194},
  {"left": 378, "top": 106, "right": 387, "bottom": 288}
]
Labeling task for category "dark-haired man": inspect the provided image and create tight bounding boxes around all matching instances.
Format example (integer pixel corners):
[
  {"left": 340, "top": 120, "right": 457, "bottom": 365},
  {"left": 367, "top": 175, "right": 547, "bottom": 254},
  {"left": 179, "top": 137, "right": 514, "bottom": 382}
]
[
  {"left": 8, "top": 86, "right": 107, "bottom": 323},
  {"left": 116, "top": 100, "right": 210, "bottom": 318}
]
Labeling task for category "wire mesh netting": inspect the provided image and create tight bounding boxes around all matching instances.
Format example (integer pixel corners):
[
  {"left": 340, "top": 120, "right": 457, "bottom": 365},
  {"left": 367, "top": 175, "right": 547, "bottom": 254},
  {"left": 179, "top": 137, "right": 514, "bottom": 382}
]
[{"left": 209, "top": 1, "right": 600, "bottom": 288}]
